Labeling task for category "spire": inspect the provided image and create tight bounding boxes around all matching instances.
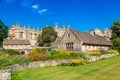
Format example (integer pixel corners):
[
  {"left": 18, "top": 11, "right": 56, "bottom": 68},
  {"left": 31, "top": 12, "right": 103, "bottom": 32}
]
[{"left": 55, "top": 23, "right": 58, "bottom": 28}]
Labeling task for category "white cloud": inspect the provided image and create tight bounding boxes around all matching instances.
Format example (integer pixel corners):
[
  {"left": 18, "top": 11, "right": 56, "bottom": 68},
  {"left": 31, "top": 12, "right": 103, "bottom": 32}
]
[
  {"left": 38, "top": 9, "right": 48, "bottom": 14},
  {"left": 32, "top": 5, "right": 39, "bottom": 9}
]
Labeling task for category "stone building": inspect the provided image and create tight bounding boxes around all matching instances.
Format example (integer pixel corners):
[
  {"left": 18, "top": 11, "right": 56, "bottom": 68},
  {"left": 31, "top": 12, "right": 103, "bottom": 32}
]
[
  {"left": 7, "top": 24, "right": 41, "bottom": 46},
  {"left": 3, "top": 39, "right": 32, "bottom": 53},
  {"left": 3, "top": 23, "right": 66, "bottom": 52},
  {"left": 55, "top": 27, "right": 112, "bottom": 52},
  {"left": 54, "top": 23, "right": 65, "bottom": 38},
  {"left": 91, "top": 28, "right": 112, "bottom": 41}
]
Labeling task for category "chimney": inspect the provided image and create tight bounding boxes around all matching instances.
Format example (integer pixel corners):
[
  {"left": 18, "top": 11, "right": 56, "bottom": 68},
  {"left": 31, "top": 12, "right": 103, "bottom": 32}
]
[{"left": 89, "top": 30, "right": 95, "bottom": 36}]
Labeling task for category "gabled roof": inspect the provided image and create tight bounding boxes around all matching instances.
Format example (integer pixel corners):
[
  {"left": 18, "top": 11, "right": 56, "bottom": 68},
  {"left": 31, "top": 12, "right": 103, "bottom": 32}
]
[
  {"left": 72, "top": 30, "right": 112, "bottom": 46},
  {"left": 3, "top": 39, "right": 31, "bottom": 45}
]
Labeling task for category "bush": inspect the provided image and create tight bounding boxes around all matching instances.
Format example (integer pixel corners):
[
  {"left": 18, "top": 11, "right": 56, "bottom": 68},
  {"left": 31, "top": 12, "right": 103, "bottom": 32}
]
[
  {"left": 59, "top": 50, "right": 71, "bottom": 55},
  {"left": 0, "top": 57, "right": 12, "bottom": 69},
  {"left": 5, "top": 49, "right": 20, "bottom": 55},
  {"left": 90, "top": 50, "right": 101, "bottom": 56},
  {"left": 78, "top": 52, "right": 90, "bottom": 60},
  {"left": 71, "top": 59, "right": 86, "bottom": 66},
  {"left": 60, "top": 59, "right": 86, "bottom": 66},
  {"left": 50, "top": 50, "right": 59, "bottom": 56},
  {"left": 31, "top": 48, "right": 47, "bottom": 54},
  {"left": 111, "top": 37, "right": 120, "bottom": 52},
  {"left": 28, "top": 53, "right": 48, "bottom": 61},
  {"left": 11, "top": 72, "right": 22, "bottom": 80},
  {"left": 12, "top": 56, "right": 30, "bottom": 65}
]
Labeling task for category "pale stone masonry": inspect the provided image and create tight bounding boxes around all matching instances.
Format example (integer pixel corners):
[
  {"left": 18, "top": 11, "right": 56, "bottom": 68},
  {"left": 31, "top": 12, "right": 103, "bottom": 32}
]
[
  {"left": 55, "top": 27, "right": 112, "bottom": 52},
  {"left": 3, "top": 23, "right": 66, "bottom": 53},
  {"left": 3, "top": 23, "right": 111, "bottom": 52}
]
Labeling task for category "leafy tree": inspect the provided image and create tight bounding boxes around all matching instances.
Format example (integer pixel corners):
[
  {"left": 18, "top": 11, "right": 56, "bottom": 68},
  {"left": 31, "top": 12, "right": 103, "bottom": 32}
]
[
  {"left": 37, "top": 26, "right": 57, "bottom": 46},
  {"left": 111, "top": 37, "right": 120, "bottom": 52},
  {"left": 0, "top": 20, "right": 8, "bottom": 47},
  {"left": 111, "top": 21, "right": 120, "bottom": 52},
  {"left": 111, "top": 21, "right": 120, "bottom": 39},
  {"left": 37, "top": 34, "right": 44, "bottom": 46}
]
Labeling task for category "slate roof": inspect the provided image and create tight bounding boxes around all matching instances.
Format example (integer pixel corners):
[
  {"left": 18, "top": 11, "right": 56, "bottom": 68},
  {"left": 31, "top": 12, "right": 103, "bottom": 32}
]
[
  {"left": 3, "top": 39, "right": 31, "bottom": 45},
  {"left": 73, "top": 30, "right": 112, "bottom": 46}
]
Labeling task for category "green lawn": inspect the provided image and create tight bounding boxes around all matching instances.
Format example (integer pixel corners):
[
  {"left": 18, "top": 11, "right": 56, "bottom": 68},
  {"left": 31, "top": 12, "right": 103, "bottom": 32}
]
[{"left": 13, "top": 55, "right": 120, "bottom": 80}]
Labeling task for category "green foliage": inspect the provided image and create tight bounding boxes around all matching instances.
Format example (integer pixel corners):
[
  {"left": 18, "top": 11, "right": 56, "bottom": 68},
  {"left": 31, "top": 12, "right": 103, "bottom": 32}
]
[
  {"left": 11, "top": 72, "right": 22, "bottom": 80},
  {"left": 0, "top": 19, "right": 9, "bottom": 47},
  {"left": 111, "top": 21, "right": 120, "bottom": 52},
  {"left": 12, "top": 56, "right": 30, "bottom": 65},
  {"left": 78, "top": 52, "right": 90, "bottom": 60},
  {"left": 60, "top": 59, "right": 86, "bottom": 66},
  {"left": 111, "top": 21, "right": 120, "bottom": 39},
  {"left": 37, "top": 26, "right": 57, "bottom": 46},
  {"left": 0, "top": 57, "right": 12, "bottom": 69},
  {"left": 48, "top": 50, "right": 90, "bottom": 60},
  {"left": 31, "top": 48, "right": 47, "bottom": 54},
  {"left": 6, "top": 49, "right": 20, "bottom": 55},
  {"left": 111, "top": 37, "right": 120, "bottom": 52}
]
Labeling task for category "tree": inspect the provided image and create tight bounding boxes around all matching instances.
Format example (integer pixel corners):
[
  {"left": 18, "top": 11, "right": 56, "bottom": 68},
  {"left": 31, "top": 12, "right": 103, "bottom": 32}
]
[
  {"left": 111, "top": 37, "right": 120, "bottom": 52},
  {"left": 111, "top": 21, "right": 120, "bottom": 39},
  {"left": 37, "top": 34, "right": 44, "bottom": 46},
  {"left": 37, "top": 26, "right": 57, "bottom": 47},
  {"left": 0, "top": 20, "right": 8, "bottom": 47},
  {"left": 111, "top": 21, "right": 120, "bottom": 52}
]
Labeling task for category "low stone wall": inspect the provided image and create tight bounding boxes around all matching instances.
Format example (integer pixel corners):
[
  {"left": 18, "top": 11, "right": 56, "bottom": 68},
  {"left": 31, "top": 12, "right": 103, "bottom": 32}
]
[
  {"left": 0, "top": 69, "right": 11, "bottom": 80},
  {"left": 89, "top": 54, "right": 115, "bottom": 62},
  {"left": 0, "top": 53, "right": 116, "bottom": 80},
  {"left": 7, "top": 59, "right": 71, "bottom": 72}
]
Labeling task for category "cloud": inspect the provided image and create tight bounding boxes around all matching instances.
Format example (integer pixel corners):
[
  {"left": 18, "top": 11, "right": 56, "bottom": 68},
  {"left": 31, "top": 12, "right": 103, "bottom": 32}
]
[
  {"left": 38, "top": 9, "right": 48, "bottom": 14},
  {"left": 32, "top": 5, "right": 39, "bottom": 9}
]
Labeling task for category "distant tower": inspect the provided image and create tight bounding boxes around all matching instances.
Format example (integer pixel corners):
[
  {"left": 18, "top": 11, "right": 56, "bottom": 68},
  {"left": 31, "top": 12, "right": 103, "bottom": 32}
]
[{"left": 55, "top": 23, "right": 58, "bottom": 28}]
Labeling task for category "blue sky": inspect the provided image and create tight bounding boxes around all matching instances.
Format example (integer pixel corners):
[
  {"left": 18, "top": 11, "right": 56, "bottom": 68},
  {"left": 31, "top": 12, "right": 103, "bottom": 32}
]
[{"left": 0, "top": 0, "right": 120, "bottom": 32}]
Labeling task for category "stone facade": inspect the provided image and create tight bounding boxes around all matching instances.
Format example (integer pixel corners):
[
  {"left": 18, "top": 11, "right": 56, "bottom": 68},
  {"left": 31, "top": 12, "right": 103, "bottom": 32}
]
[
  {"left": 54, "top": 23, "right": 65, "bottom": 38},
  {"left": 8, "top": 24, "right": 41, "bottom": 46},
  {"left": 90, "top": 28, "right": 112, "bottom": 41},
  {"left": 3, "top": 23, "right": 66, "bottom": 52},
  {"left": 57, "top": 27, "right": 112, "bottom": 52}
]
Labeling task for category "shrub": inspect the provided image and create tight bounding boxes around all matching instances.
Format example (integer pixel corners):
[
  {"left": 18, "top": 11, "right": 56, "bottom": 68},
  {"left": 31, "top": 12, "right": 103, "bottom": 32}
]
[
  {"left": 60, "top": 62, "right": 71, "bottom": 66},
  {"left": 50, "top": 50, "right": 59, "bottom": 56},
  {"left": 78, "top": 52, "right": 90, "bottom": 60},
  {"left": 108, "top": 50, "right": 119, "bottom": 55},
  {"left": 60, "top": 59, "right": 86, "bottom": 66},
  {"left": 71, "top": 51, "right": 79, "bottom": 56},
  {"left": 31, "top": 48, "right": 47, "bottom": 54},
  {"left": 90, "top": 50, "right": 101, "bottom": 56},
  {"left": 5, "top": 49, "right": 20, "bottom": 55},
  {"left": 12, "top": 56, "right": 30, "bottom": 65},
  {"left": 28, "top": 53, "right": 48, "bottom": 61},
  {"left": 71, "top": 59, "right": 86, "bottom": 66},
  {"left": 0, "top": 57, "right": 12, "bottom": 69},
  {"left": 59, "top": 50, "right": 71, "bottom": 55}
]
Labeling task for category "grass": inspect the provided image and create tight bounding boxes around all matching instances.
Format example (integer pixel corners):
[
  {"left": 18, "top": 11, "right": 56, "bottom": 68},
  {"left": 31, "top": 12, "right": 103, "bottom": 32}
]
[{"left": 13, "top": 55, "right": 120, "bottom": 80}]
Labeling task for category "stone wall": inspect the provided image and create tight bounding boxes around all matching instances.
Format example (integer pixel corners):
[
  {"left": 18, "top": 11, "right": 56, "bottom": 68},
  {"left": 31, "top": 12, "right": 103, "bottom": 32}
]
[
  {"left": 0, "top": 54, "right": 116, "bottom": 80},
  {"left": 0, "top": 69, "right": 11, "bottom": 80}
]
